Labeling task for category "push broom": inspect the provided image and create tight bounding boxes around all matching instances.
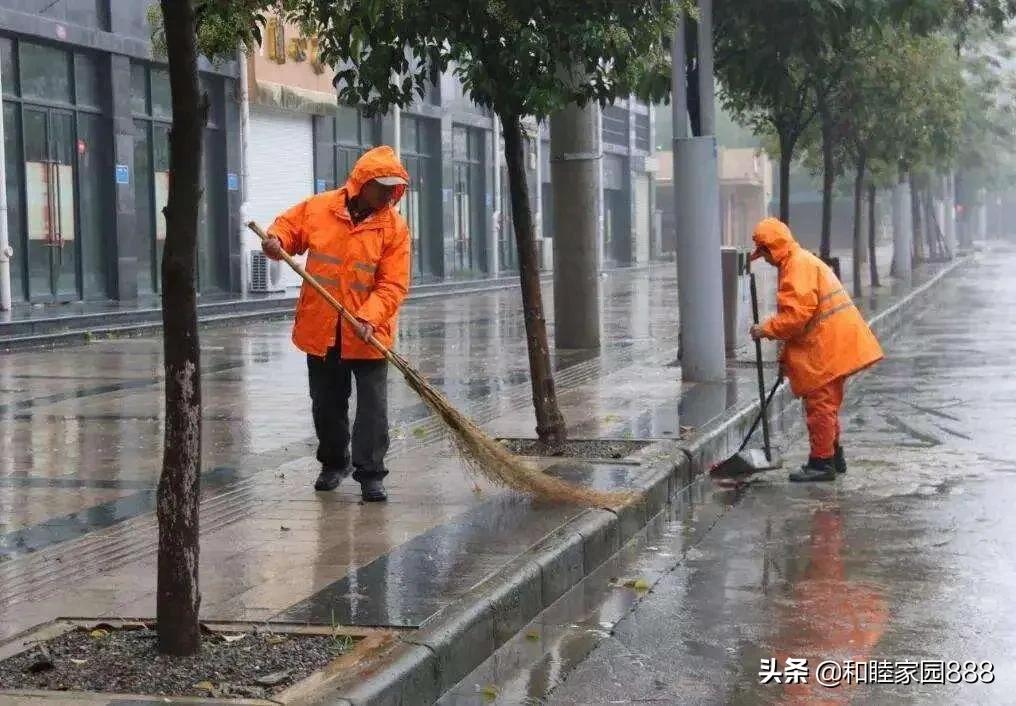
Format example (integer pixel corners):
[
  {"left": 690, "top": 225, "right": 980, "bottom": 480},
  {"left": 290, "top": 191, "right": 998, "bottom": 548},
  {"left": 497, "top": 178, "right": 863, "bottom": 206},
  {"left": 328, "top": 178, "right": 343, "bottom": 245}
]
[{"left": 247, "top": 222, "right": 632, "bottom": 507}]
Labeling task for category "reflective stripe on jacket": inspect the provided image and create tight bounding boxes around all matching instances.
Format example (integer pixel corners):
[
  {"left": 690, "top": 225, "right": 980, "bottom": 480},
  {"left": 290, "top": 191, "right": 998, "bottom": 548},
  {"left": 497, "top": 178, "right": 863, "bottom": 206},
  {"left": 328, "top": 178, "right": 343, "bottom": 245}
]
[
  {"left": 755, "top": 218, "right": 884, "bottom": 396},
  {"left": 268, "top": 146, "right": 411, "bottom": 359}
]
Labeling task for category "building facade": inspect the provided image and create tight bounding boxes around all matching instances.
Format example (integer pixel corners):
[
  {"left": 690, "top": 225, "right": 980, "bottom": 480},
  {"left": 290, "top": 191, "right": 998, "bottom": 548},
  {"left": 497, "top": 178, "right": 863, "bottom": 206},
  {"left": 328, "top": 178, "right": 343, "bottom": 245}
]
[
  {"left": 0, "top": 1, "right": 243, "bottom": 305},
  {"left": 0, "top": 4, "right": 658, "bottom": 306}
]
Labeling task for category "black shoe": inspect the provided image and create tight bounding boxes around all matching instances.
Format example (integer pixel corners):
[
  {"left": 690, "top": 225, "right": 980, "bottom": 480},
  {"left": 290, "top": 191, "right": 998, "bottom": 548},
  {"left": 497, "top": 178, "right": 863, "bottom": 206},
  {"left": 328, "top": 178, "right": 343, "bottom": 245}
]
[
  {"left": 360, "top": 479, "right": 388, "bottom": 502},
  {"left": 834, "top": 444, "right": 847, "bottom": 474},
  {"left": 314, "top": 467, "right": 350, "bottom": 492},
  {"left": 789, "top": 458, "right": 836, "bottom": 483}
]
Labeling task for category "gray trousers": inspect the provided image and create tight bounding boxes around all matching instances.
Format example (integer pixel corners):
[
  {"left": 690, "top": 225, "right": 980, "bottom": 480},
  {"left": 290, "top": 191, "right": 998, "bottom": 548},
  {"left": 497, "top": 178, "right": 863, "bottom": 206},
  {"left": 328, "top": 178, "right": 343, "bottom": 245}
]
[{"left": 307, "top": 346, "right": 389, "bottom": 481}]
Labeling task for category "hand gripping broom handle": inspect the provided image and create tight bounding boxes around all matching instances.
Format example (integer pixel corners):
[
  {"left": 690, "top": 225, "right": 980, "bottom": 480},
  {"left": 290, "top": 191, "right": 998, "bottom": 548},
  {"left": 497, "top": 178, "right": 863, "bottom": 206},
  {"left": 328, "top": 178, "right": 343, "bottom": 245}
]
[{"left": 246, "top": 222, "right": 392, "bottom": 360}]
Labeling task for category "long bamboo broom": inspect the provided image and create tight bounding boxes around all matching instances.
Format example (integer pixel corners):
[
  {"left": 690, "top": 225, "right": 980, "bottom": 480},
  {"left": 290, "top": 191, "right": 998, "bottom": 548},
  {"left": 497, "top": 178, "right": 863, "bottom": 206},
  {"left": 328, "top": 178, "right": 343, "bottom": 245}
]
[{"left": 247, "top": 222, "right": 632, "bottom": 507}]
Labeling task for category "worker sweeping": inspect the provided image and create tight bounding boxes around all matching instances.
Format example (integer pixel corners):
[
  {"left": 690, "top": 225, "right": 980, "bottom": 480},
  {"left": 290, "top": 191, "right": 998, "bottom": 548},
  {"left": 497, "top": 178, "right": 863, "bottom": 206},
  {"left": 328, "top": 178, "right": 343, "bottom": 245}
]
[
  {"left": 262, "top": 145, "right": 410, "bottom": 502},
  {"left": 749, "top": 218, "right": 884, "bottom": 482}
]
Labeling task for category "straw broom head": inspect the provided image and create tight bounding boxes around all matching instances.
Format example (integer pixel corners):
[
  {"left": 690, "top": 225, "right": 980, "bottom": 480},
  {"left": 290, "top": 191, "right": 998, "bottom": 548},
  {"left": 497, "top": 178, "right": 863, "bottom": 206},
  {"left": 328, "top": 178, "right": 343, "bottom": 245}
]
[{"left": 388, "top": 351, "right": 635, "bottom": 508}]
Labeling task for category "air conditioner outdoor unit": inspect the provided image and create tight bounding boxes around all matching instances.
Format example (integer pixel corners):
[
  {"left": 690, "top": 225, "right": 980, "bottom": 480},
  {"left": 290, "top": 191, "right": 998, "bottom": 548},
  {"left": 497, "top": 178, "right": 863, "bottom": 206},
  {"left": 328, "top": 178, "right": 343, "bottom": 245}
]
[{"left": 249, "top": 250, "right": 286, "bottom": 293}]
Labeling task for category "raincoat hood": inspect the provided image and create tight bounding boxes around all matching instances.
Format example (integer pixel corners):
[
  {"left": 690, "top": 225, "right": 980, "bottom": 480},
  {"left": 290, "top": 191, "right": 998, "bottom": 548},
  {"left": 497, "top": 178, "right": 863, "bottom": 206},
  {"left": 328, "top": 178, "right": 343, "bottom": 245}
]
[
  {"left": 343, "top": 145, "right": 410, "bottom": 205},
  {"left": 751, "top": 217, "right": 798, "bottom": 265}
]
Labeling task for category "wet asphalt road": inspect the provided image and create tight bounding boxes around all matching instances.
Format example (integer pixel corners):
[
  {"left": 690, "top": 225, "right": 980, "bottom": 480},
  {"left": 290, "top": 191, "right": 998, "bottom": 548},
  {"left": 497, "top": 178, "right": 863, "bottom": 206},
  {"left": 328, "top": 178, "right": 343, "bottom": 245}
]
[{"left": 472, "top": 251, "right": 1016, "bottom": 705}]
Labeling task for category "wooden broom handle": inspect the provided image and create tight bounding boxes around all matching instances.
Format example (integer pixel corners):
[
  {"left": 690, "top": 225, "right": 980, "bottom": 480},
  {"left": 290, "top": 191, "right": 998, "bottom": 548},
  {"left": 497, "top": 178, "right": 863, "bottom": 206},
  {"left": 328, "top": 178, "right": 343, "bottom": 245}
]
[{"left": 246, "top": 221, "right": 392, "bottom": 358}]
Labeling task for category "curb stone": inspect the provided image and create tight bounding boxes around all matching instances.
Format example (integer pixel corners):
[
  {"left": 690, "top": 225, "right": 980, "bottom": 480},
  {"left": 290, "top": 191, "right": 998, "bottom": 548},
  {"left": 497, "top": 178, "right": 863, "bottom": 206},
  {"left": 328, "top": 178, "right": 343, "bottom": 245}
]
[{"left": 320, "top": 255, "right": 970, "bottom": 706}]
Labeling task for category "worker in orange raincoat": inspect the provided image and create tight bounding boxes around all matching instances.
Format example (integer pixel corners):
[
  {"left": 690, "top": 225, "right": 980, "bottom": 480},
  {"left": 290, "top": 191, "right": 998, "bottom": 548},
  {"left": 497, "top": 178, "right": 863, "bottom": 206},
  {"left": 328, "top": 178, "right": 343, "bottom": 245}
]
[
  {"left": 262, "top": 146, "right": 411, "bottom": 502},
  {"left": 749, "top": 218, "right": 883, "bottom": 482}
]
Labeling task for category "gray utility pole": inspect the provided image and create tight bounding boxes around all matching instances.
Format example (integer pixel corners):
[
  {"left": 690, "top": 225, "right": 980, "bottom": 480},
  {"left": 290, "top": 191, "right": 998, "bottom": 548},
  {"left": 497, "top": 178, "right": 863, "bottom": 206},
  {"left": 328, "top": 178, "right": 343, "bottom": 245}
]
[
  {"left": 892, "top": 177, "right": 913, "bottom": 285},
  {"left": 671, "top": 0, "right": 726, "bottom": 381},
  {"left": 551, "top": 98, "right": 602, "bottom": 349}
]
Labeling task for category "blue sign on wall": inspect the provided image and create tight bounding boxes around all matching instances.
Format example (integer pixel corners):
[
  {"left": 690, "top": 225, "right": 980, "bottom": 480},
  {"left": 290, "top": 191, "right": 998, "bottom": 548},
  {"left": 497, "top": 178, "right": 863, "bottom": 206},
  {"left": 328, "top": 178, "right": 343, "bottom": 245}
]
[
  {"left": 115, "top": 164, "right": 129, "bottom": 185},
  {"left": 315, "top": 179, "right": 328, "bottom": 193},
  {"left": 227, "top": 173, "right": 239, "bottom": 191}
]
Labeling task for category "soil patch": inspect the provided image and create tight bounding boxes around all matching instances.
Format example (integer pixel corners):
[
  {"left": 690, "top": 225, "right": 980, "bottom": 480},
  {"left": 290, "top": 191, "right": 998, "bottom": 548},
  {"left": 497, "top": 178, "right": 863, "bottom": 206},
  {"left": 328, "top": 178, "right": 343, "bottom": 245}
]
[
  {"left": 0, "top": 624, "right": 352, "bottom": 699},
  {"left": 500, "top": 438, "right": 652, "bottom": 459}
]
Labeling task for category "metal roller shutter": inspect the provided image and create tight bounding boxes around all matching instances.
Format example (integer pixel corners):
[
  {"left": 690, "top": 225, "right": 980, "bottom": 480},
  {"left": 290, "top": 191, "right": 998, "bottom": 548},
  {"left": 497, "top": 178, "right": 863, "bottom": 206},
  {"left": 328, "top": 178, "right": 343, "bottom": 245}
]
[{"left": 247, "top": 106, "right": 314, "bottom": 289}]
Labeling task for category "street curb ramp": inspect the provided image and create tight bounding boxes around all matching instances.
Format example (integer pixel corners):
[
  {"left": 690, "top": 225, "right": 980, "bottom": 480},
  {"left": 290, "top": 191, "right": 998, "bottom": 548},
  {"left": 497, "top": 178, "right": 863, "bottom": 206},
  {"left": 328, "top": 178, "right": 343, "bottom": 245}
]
[{"left": 318, "top": 255, "right": 971, "bottom": 706}]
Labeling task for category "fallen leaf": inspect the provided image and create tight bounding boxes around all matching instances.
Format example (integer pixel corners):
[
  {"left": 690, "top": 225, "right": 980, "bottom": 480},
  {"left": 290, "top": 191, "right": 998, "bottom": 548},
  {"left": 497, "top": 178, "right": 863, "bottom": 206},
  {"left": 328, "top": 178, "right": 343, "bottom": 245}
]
[
  {"left": 525, "top": 630, "right": 540, "bottom": 641},
  {"left": 254, "top": 668, "right": 292, "bottom": 687},
  {"left": 265, "top": 634, "right": 288, "bottom": 645},
  {"left": 220, "top": 633, "right": 247, "bottom": 643},
  {"left": 89, "top": 629, "right": 109, "bottom": 639},
  {"left": 623, "top": 577, "right": 651, "bottom": 592},
  {"left": 480, "top": 684, "right": 500, "bottom": 701},
  {"left": 280, "top": 526, "right": 291, "bottom": 532},
  {"left": 412, "top": 427, "right": 427, "bottom": 438},
  {"left": 194, "top": 681, "right": 216, "bottom": 692},
  {"left": 68, "top": 658, "right": 87, "bottom": 666}
]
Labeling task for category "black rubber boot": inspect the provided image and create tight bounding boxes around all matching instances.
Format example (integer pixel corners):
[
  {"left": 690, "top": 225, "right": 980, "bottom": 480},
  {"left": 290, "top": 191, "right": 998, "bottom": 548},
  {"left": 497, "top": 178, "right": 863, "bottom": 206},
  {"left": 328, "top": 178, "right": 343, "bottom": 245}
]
[
  {"left": 789, "top": 457, "right": 836, "bottom": 482},
  {"left": 360, "top": 479, "right": 388, "bottom": 502},
  {"left": 314, "top": 466, "right": 350, "bottom": 492},
  {"left": 834, "top": 444, "right": 847, "bottom": 474}
]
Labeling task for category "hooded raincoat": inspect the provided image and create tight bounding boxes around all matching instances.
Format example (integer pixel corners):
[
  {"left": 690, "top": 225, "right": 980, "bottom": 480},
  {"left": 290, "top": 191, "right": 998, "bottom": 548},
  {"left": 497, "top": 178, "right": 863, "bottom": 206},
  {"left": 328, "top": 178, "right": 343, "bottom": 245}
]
[
  {"left": 268, "top": 146, "right": 411, "bottom": 360},
  {"left": 753, "top": 218, "right": 884, "bottom": 396}
]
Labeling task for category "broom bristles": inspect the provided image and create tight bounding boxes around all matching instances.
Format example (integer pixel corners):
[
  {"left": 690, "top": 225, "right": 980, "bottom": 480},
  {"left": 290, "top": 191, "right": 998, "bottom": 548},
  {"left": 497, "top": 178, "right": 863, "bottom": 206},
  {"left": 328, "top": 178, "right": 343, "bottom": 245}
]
[{"left": 388, "top": 351, "right": 634, "bottom": 508}]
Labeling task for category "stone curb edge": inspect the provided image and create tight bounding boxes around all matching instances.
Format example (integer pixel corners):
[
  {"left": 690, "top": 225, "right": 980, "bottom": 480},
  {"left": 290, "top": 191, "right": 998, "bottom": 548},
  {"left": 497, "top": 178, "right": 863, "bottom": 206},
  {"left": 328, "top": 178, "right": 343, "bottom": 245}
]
[{"left": 313, "top": 256, "right": 971, "bottom": 706}]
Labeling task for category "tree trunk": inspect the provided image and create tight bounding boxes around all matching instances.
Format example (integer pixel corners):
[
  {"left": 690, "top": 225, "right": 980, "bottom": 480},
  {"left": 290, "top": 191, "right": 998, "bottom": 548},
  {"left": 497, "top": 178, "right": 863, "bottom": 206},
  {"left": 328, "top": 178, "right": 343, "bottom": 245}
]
[
  {"left": 924, "top": 189, "right": 940, "bottom": 259},
  {"left": 499, "top": 113, "right": 566, "bottom": 445},
  {"left": 868, "top": 182, "right": 880, "bottom": 288},
  {"left": 851, "top": 153, "right": 866, "bottom": 296},
  {"left": 911, "top": 177, "right": 925, "bottom": 263},
  {"left": 157, "top": 0, "right": 205, "bottom": 657},
  {"left": 778, "top": 132, "right": 793, "bottom": 224},
  {"left": 819, "top": 100, "right": 835, "bottom": 259}
]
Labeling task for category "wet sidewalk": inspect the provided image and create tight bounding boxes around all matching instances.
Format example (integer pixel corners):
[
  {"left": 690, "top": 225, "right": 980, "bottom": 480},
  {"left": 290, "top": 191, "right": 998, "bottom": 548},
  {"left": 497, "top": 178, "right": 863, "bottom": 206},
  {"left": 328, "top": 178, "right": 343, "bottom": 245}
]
[
  {"left": 0, "top": 245, "right": 899, "bottom": 649},
  {"left": 464, "top": 248, "right": 1016, "bottom": 705}
]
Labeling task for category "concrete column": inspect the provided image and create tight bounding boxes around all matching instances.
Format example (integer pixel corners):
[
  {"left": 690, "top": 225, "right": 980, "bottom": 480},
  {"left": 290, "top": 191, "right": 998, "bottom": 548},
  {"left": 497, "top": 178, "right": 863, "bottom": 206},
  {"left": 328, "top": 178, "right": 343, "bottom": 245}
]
[
  {"left": 0, "top": 49, "right": 12, "bottom": 310},
  {"left": 109, "top": 54, "right": 138, "bottom": 300},
  {"left": 892, "top": 179, "right": 913, "bottom": 285},
  {"left": 671, "top": 0, "right": 726, "bottom": 381},
  {"left": 551, "top": 101, "right": 602, "bottom": 349}
]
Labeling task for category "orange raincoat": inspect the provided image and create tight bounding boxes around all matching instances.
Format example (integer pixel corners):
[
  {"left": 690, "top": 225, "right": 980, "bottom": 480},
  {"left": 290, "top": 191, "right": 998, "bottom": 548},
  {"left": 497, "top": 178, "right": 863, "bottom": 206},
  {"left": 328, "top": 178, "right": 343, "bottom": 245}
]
[
  {"left": 268, "top": 146, "right": 411, "bottom": 360},
  {"left": 754, "top": 218, "right": 883, "bottom": 397}
]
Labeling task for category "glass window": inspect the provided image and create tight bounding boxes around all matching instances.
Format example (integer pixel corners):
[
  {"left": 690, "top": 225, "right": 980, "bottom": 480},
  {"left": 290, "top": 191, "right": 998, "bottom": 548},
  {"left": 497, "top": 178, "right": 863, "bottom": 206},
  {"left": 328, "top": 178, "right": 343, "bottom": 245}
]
[
  {"left": 470, "top": 129, "right": 483, "bottom": 161},
  {"left": 3, "top": 102, "right": 24, "bottom": 301},
  {"left": 335, "top": 105, "right": 359, "bottom": 143},
  {"left": 74, "top": 53, "right": 102, "bottom": 109},
  {"left": 133, "top": 120, "right": 155, "bottom": 294},
  {"left": 1, "top": 38, "right": 17, "bottom": 97},
  {"left": 130, "top": 63, "right": 148, "bottom": 115},
  {"left": 20, "top": 42, "right": 72, "bottom": 103},
  {"left": 313, "top": 114, "right": 335, "bottom": 190},
  {"left": 359, "top": 113, "right": 379, "bottom": 146},
  {"left": 452, "top": 126, "right": 468, "bottom": 161},
  {"left": 400, "top": 114, "right": 418, "bottom": 154},
  {"left": 151, "top": 68, "right": 172, "bottom": 120}
]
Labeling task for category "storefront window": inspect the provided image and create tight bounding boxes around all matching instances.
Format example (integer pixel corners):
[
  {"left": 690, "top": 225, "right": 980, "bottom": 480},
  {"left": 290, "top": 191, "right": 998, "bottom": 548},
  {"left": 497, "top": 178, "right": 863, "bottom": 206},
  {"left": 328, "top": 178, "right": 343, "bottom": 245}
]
[
  {"left": 1, "top": 38, "right": 17, "bottom": 97},
  {"left": 20, "top": 42, "right": 72, "bottom": 104},
  {"left": 150, "top": 68, "right": 172, "bottom": 120},
  {"left": 74, "top": 53, "right": 101, "bottom": 110}
]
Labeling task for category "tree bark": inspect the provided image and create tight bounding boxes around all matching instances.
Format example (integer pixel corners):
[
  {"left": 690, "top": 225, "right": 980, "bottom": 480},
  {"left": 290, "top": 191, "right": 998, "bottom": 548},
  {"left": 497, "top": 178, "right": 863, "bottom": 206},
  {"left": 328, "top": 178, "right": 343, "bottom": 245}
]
[
  {"left": 157, "top": 0, "right": 205, "bottom": 657},
  {"left": 851, "top": 153, "right": 866, "bottom": 296},
  {"left": 867, "top": 182, "right": 880, "bottom": 288},
  {"left": 778, "top": 132, "right": 793, "bottom": 224},
  {"left": 819, "top": 99, "right": 835, "bottom": 259},
  {"left": 499, "top": 113, "right": 566, "bottom": 445}
]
